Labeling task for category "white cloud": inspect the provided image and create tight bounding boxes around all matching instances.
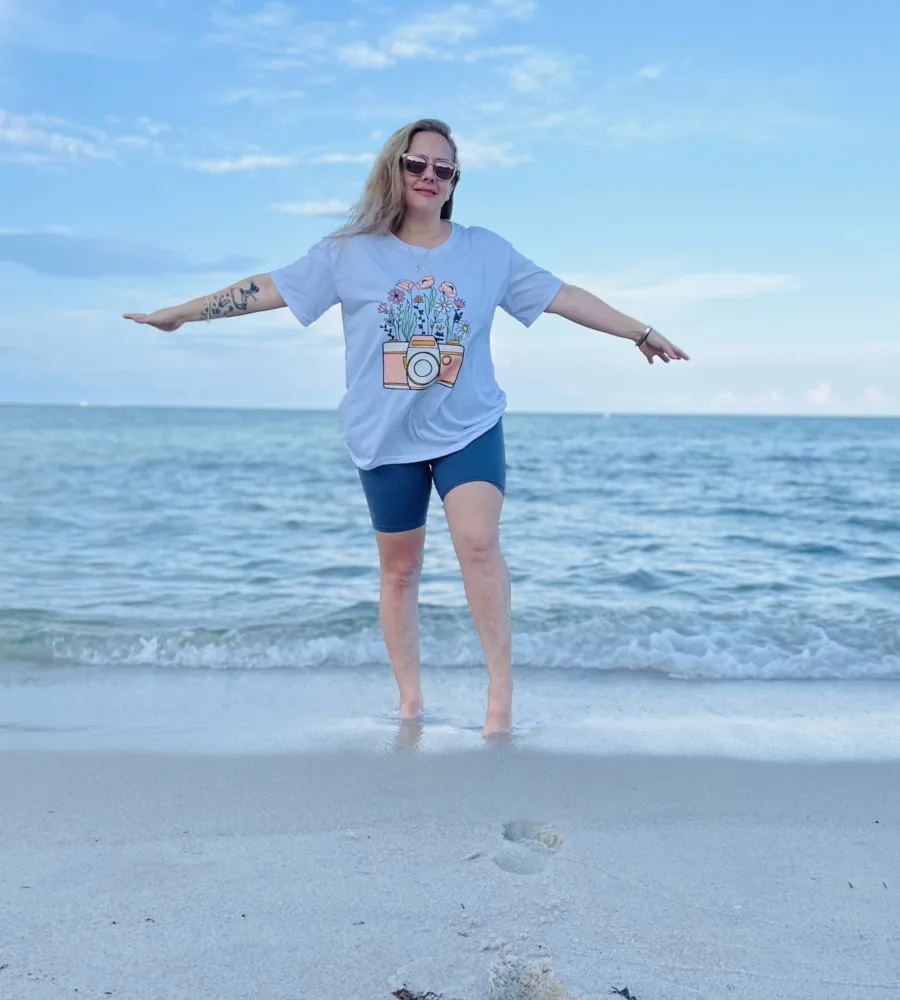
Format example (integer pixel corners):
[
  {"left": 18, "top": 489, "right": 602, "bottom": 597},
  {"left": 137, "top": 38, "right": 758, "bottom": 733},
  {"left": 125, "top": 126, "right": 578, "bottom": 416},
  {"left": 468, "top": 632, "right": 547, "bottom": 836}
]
[
  {"left": 502, "top": 52, "right": 575, "bottom": 93},
  {"left": 455, "top": 137, "right": 532, "bottom": 169},
  {"left": 807, "top": 381, "right": 832, "bottom": 404},
  {"left": 369, "top": 129, "right": 386, "bottom": 141},
  {"left": 490, "top": 0, "right": 537, "bottom": 15},
  {"left": 0, "top": 107, "right": 153, "bottom": 164},
  {"left": 529, "top": 97, "right": 837, "bottom": 149},
  {"left": 713, "top": 390, "right": 738, "bottom": 405},
  {"left": 271, "top": 199, "right": 351, "bottom": 217},
  {"left": 0, "top": 108, "right": 105, "bottom": 161},
  {"left": 308, "top": 152, "right": 375, "bottom": 164},
  {"left": 0, "top": 223, "right": 75, "bottom": 235},
  {"left": 756, "top": 390, "right": 782, "bottom": 404},
  {"left": 463, "top": 44, "right": 533, "bottom": 62},
  {"left": 136, "top": 116, "right": 170, "bottom": 136},
  {"left": 567, "top": 271, "right": 798, "bottom": 313},
  {"left": 219, "top": 88, "right": 305, "bottom": 105},
  {"left": 863, "top": 385, "right": 887, "bottom": 403},
  {"left": 184, "top": 154, "right": 297, "bottom": 173},
  {"left": 335, "top": 5, "right": 492, "bottom": 68},
  {"left": 216, "top": 0, "right": 539, "bottom": 74},
  {"left": 638, "top": 65, "right": 665, "bottom": 80},
  {"left": 335, "top": 42, "right": 394, "bottom": 68}
]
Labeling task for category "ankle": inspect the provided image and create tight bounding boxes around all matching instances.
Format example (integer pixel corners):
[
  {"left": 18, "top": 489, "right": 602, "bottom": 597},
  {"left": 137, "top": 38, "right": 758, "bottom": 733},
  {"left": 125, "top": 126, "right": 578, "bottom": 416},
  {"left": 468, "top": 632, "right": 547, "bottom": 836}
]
[{"left": 399, "top": 695, "right": 423, "bottom": 719}]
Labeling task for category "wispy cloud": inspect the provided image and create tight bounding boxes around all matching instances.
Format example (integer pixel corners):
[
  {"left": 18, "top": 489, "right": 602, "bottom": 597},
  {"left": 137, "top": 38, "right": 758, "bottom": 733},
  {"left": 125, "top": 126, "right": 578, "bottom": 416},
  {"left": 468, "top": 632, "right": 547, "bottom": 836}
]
[
  {"left": 455, "top": 137, "right": 532, "bottom": 169},
  {"left": 0, "top": 231, "right": 258, "bottom": 278},
  {"left": 308, "top": 152, "right": 375, "bottom": 164},
  {"left": 336, "top": 42, "right": 394, "bottom": 69},
  {"left": 463, "top": 44, "right": 533, "bottom": 62},
  {"left": 207, "top": 4, "right": 347, "bottom": 66},
  {"left": 271, "top": 199, "right": 351, "bottom": 217},
  {"left": 136, "top": 116, "right": 170, "bottom": 136},
  {"left": 212, "top": 0, "right": 539, "bottom": 72},
  {"left": 219, "top": 87, "right": 305, "bottom": 105},
  {"left": 569, "top": 272, "right": 799, "bottom": 313},
  {"left": 184, "top": 154, "right": 297, "bottom": 173},
  {"left": 502, "top": 52, "right": 576, "bottom": 93},
  {"left": 527, "top": 74, "right": 838, "bottom": 148},
  {"left": 0, "top": 107, "right": 153, "bottom": 165}
]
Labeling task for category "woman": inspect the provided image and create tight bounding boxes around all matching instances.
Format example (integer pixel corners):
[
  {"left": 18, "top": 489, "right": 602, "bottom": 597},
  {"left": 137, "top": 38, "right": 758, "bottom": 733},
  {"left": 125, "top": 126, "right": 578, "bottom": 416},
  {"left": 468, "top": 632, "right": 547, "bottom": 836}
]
[{"left": 124, "top": 118, "right": 689, "bottom": 738}]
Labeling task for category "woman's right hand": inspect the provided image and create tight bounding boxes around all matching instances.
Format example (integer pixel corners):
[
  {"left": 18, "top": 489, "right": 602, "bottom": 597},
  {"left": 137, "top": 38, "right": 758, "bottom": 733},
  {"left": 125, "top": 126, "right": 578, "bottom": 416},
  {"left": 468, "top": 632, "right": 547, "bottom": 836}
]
[{"left": 122, "top": 306, "right": 186, "bottom": 332}]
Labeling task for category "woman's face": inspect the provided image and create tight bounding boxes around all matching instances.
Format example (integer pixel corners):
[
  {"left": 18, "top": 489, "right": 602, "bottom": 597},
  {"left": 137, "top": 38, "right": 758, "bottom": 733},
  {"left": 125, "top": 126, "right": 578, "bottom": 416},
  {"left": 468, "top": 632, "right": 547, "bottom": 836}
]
[{"left": 401, "top": 131, "right": 457, "bottom": 218}]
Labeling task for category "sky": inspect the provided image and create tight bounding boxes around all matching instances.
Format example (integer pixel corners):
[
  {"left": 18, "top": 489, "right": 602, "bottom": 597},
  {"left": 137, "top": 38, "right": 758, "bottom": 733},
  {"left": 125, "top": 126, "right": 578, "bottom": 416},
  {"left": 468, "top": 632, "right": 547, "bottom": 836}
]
[{"left": 1, "top": 0, "right": 898, "bottom": 414}]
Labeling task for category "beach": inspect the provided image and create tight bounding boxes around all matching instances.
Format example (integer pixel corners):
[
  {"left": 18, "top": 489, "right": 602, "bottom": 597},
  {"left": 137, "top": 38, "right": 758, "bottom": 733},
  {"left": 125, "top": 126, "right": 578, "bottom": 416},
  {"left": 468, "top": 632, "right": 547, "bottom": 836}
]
[
  {"left": 2, "top": 407, "right": 899, "bottom": 998},
  {"left": 2, "top": 747, "right": 898, "bottom": 1000}
]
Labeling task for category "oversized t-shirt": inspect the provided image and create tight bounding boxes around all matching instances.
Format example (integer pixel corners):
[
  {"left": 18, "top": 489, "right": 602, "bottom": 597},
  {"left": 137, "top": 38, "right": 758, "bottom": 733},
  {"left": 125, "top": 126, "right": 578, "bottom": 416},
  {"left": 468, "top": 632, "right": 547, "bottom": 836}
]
[{"left": 270, "top": 222, "right": 563, "bottom": 470}]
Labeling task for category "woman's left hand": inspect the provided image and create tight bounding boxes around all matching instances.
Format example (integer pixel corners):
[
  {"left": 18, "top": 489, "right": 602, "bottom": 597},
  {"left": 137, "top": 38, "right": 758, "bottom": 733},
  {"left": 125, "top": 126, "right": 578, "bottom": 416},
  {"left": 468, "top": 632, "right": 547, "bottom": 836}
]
[{"left": 639, "top": 329, "right": 690, "bottom": 365}]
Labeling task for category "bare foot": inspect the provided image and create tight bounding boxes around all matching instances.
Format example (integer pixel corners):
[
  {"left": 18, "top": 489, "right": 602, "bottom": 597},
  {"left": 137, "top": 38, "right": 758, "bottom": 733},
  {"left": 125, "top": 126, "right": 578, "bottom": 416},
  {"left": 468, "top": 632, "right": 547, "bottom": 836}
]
[
  {"left": 482, "top": 681, "right": 512, "bottom": 739},
  {"left": 399, "top": 697, "right": 423, "bottom": 720}
]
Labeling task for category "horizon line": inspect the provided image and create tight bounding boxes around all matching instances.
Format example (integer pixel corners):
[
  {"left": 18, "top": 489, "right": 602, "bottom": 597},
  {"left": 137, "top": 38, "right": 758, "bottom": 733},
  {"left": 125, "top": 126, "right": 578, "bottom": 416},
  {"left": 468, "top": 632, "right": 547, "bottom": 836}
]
[{"left": 1, "top": 402, "right": 897, "bottom": 419}]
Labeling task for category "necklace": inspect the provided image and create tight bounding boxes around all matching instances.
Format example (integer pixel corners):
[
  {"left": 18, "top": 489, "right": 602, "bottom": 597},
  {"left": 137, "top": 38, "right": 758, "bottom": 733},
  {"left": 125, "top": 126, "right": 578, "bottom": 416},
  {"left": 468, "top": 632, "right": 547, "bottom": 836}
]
[
  {"left": 407, "top": 245, "right": 432, "bottom": 273},
  {"left": 396, "top": 222, "right": 449, "bottom": 271}
]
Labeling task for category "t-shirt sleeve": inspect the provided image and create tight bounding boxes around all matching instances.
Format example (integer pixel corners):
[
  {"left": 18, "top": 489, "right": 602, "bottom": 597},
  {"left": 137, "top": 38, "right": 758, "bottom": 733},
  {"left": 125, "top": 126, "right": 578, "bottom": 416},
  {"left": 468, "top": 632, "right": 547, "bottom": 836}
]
[
  {"left": 499, "top": 240, "right": 564, "bottom": 328},
  {"left": 269, "top": 238, "right": 340, "bottom": 326}
]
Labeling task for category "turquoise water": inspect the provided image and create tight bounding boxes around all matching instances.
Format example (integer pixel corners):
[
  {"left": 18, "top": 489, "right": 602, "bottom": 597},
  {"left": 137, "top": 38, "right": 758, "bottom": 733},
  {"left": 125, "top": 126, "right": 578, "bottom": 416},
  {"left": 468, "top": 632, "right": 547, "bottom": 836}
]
[{"left": 1, "top": 406, "right": 898, "bottom": 754}]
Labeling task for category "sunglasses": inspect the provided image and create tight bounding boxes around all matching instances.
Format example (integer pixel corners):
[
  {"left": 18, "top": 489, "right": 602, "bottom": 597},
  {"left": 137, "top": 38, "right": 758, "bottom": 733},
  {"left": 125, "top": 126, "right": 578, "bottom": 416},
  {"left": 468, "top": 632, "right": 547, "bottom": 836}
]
[{"left": 400, "top": 153, "right": 458, "bottom": 183}]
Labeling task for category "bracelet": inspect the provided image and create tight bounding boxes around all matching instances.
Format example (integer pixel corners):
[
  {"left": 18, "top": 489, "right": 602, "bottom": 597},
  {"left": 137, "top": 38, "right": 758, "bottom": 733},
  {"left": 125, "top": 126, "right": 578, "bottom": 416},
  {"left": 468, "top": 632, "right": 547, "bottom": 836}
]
[{"left": 635, "top": 326, "right": 653, "bottom": 348}]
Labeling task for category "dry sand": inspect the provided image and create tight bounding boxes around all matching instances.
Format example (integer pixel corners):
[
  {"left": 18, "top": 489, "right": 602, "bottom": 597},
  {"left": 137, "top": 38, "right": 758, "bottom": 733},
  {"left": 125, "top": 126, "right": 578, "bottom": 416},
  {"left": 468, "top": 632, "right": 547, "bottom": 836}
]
[{"left": 1, "top": 748, "right": 898, "bottom": 1000}]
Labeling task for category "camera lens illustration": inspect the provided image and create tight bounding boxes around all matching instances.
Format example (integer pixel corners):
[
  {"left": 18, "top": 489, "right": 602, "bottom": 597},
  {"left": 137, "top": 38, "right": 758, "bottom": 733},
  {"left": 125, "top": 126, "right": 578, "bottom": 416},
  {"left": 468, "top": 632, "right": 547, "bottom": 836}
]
[{"left": 404, "top": 336, "right": 442, "bottom": 389}]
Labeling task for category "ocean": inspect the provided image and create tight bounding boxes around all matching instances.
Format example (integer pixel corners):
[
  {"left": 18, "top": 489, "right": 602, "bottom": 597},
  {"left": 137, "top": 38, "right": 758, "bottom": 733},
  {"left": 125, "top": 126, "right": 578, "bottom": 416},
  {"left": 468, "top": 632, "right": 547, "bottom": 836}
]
[{"left": 1, "top": 406, "right": 898, "bottom": 757}]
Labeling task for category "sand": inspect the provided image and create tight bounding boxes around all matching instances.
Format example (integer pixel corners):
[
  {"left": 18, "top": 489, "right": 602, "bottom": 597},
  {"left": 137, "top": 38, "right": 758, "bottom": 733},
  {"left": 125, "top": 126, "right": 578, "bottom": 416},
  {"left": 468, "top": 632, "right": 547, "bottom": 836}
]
[{"left": 1, "top": 748, "right": 898, "bottom": 1000}]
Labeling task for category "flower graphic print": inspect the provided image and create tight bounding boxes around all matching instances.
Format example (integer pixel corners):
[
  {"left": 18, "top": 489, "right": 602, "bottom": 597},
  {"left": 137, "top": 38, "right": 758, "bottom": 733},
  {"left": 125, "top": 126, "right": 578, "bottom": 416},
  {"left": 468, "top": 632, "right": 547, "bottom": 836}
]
[{"left": 380, "top": 275, "right": 469, "bottom": 391}]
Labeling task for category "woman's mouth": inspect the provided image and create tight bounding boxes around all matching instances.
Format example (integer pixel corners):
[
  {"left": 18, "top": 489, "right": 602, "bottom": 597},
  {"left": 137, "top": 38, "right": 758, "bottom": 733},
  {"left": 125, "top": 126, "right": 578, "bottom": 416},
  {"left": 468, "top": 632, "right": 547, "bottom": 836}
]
[{"left": 415, "top": 189, "right": 436, "bottom": 197}]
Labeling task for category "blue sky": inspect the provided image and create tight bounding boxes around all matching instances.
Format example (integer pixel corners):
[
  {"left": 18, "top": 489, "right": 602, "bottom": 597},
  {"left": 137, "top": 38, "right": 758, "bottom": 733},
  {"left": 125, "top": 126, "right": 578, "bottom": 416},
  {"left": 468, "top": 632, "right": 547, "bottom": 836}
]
[{"left": 1, "top": 0, "right": 898, "bottom": 414}]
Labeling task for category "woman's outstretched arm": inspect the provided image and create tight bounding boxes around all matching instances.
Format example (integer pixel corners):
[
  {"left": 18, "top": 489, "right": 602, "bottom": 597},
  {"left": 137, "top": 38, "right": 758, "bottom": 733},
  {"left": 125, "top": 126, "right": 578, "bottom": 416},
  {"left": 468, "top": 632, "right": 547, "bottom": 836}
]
[
  {"left": 123, "top": 273, "right": 285, "bottom": 332},
  {"left": 545, "top": 282, "right": 690, "bottom": 364}
]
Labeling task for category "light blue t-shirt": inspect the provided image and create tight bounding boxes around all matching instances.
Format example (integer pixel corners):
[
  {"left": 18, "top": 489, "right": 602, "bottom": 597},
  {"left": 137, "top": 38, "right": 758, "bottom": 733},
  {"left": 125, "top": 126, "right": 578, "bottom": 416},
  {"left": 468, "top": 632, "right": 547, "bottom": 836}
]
[{"left": 270, "top": 222, "right": 563, "bottom": 470}]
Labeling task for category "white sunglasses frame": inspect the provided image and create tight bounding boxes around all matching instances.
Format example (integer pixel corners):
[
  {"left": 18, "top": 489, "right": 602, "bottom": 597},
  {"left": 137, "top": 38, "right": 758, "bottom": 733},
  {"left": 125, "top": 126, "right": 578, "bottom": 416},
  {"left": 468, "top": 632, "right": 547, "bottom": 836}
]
[{"left": 399, "top": 153, "right": 458, "bottom": 181}]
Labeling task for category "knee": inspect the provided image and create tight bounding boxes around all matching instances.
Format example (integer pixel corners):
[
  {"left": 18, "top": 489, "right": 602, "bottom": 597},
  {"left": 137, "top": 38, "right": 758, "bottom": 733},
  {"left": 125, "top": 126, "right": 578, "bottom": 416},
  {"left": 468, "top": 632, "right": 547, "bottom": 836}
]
[
  {"left": 455, "top": 530, "right": 501, "bottom": 566},
  {"left": 381, "top": 552, "right": 423, "bottom": 591}
]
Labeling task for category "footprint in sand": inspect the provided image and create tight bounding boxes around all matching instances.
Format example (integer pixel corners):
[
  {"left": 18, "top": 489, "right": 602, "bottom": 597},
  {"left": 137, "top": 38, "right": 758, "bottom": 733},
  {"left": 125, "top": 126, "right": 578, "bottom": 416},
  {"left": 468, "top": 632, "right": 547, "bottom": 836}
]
[
  {"left": 502, "top": 822, "right": 564, "bottom": 851},
  {"left": 492, "top": 821, "right": 564, "bottom": 874}
]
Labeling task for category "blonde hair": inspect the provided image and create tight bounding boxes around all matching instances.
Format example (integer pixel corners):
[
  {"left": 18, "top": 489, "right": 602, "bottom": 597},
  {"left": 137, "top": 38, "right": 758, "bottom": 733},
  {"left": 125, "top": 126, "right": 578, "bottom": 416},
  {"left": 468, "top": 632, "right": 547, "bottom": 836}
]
[{"left": 329, "top": 119, "right": 459, "bottom": 240}]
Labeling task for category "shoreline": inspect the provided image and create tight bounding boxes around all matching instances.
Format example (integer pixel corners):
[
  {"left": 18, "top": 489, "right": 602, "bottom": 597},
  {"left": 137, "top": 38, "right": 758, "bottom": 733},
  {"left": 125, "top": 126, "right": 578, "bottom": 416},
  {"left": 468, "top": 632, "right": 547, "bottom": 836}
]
[
  {"left": 2, "top": 748, "right": 898, "bottom": 999},
  {"left": 3, "top": 663, "right": 898, "bottom": 761}
]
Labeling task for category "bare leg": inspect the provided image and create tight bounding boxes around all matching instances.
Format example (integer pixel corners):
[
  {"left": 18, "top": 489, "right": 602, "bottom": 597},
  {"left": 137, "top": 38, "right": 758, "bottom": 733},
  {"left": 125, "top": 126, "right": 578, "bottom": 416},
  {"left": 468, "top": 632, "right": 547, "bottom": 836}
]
[
  {"left": 375, "top": 526, "right": 427, "bottom": 718},
  {"left": 443, "top": 482, "right": 512, "bottom": 737}
]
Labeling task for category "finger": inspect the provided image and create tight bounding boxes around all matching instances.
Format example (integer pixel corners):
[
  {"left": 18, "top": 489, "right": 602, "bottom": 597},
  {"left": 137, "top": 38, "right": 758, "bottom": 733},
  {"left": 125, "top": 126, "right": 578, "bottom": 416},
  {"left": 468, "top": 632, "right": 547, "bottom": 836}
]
[{"left": 123, "top": 313, "right": 147, "bottom": 323}]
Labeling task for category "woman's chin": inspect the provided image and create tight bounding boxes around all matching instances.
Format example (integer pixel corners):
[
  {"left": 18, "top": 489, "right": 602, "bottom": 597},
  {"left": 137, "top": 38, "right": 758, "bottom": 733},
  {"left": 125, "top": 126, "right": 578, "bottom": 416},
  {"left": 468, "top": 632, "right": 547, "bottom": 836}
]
[{"left": 405, "top": 196, "right": 440, "bottom": 213}]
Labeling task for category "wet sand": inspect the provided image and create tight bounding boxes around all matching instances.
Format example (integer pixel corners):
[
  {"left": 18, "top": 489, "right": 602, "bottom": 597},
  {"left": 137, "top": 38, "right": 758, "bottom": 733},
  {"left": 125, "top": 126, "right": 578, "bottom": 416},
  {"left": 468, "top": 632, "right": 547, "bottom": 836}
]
[{"left": 1, "top": 748, "right": 898, "bottom": 999}]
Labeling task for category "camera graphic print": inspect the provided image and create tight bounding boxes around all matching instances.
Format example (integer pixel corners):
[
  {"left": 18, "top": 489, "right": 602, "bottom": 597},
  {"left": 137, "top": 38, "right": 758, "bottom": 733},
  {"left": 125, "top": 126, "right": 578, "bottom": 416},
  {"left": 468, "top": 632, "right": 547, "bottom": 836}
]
[{"left": 378, "top": 276, "right": 471, "bottom": 391}]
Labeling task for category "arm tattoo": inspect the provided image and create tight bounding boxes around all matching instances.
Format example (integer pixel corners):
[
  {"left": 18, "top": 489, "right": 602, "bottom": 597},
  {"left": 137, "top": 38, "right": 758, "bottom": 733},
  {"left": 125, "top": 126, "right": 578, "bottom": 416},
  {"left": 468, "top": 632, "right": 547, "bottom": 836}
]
[{"left": 201, "top": 279, "right": 260, "bottom": 320}]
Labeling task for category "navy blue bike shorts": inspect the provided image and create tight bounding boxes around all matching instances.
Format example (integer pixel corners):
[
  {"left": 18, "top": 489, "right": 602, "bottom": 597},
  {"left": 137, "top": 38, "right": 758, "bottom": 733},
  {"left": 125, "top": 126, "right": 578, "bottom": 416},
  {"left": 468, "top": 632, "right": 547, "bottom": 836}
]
[{"left": 358, "top": 418, "right": 506, "bottom": 533}]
